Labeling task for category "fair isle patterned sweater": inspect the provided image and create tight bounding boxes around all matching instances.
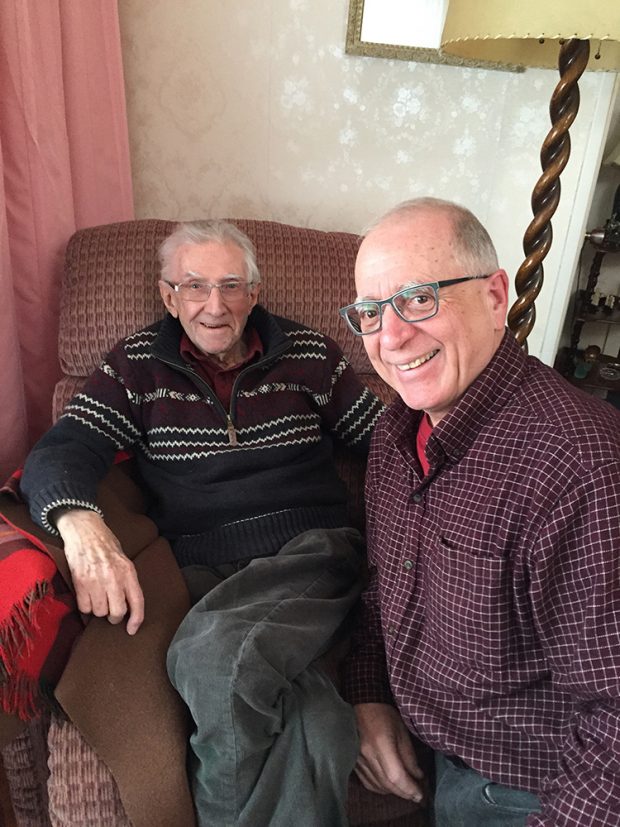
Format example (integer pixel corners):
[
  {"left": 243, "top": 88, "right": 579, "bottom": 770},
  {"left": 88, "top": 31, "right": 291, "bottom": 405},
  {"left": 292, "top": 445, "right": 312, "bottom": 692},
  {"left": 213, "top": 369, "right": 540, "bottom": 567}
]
[{"left": 21, "top": 306, "right": 385, "bottom": 567}]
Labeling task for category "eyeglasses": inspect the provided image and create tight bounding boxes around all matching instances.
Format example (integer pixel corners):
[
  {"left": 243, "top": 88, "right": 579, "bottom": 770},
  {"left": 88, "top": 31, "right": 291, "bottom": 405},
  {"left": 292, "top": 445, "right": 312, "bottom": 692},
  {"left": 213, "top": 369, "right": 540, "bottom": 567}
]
[
  {"left": 163, "top": 277, "right": 254, "bottom": 303},
  {"left": 339, "top": 274, "right": 493, "bottom": 336}
]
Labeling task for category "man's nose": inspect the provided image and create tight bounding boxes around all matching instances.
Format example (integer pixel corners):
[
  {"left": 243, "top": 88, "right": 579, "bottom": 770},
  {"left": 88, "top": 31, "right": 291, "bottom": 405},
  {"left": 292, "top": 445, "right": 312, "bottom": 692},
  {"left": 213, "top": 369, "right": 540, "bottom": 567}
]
[
  {"left": 379, "top": 304, "right": 416, "bottom": 347},
  {"left": 203, "top": 286, "right": 226, "bottom": 310}
]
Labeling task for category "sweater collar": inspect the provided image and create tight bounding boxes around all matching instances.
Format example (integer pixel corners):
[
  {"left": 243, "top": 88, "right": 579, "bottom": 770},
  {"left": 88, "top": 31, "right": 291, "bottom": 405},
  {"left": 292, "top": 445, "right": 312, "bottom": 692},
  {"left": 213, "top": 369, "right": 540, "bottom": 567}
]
[{"left": 151, "top": 304, "right": 292, "bottom": 367}]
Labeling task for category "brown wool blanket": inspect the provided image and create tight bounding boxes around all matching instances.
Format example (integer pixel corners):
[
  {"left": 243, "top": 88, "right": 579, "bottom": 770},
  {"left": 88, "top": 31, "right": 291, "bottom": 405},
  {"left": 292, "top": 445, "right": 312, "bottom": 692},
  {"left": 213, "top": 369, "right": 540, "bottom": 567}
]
[{"left": 0, "top": 466, "right": 196, "bottom": 827}]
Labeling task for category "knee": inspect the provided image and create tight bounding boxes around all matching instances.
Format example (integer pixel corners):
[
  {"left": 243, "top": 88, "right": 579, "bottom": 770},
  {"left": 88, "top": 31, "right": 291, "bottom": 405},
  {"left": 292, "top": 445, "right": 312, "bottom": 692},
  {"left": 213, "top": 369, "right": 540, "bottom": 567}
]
[{"left": 294, "top": 668, "right": 359, "bottom": 767}]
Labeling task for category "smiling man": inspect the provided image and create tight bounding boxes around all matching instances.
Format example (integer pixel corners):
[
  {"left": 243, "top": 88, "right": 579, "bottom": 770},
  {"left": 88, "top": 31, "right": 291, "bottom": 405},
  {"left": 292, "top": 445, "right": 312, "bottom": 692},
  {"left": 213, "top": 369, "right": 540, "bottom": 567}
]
[
  {"left": 159, "top": 230, "right": 260, "bottom": 369},
  {"left": 341, "top": 198, "right": 620, "bottom": 827},
  {"left": 19, "top": 219, "right": 385, "bottom": 826},
  {"left": 346, "top": 202, "right": 505, "bottom": 422}
]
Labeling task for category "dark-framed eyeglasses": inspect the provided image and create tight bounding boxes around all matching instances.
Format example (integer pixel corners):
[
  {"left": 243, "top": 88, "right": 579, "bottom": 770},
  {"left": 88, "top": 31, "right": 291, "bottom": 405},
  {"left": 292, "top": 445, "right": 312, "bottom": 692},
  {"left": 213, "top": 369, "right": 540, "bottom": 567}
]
[
  {"left": 339, "top": 274, "right": 493, "bottom": 336},
  {"left": 162, "top": 277, "right": 254, "bottom": 303}
]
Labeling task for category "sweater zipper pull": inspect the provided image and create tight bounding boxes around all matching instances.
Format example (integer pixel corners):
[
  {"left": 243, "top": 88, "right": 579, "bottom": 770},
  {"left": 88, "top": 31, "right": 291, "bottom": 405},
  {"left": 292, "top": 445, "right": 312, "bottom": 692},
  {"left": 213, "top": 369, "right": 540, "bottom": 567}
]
[{"left": 226, "top": 415, "right": 238, "bottom": 446}]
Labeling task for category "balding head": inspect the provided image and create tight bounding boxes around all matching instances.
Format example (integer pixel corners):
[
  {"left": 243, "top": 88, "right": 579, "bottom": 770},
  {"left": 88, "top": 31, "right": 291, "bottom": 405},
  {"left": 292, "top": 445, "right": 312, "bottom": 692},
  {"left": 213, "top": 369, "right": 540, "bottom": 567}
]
[{"left": 364, "top": 197, "right": 499, "bottom": 277}]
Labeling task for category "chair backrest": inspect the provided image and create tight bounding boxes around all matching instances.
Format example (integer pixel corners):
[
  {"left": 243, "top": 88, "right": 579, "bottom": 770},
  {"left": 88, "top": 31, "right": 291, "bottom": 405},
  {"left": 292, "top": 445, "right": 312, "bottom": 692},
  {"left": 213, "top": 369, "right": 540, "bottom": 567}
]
[{"left": 54, "top": 218, "right": 392, "bottom": 419}]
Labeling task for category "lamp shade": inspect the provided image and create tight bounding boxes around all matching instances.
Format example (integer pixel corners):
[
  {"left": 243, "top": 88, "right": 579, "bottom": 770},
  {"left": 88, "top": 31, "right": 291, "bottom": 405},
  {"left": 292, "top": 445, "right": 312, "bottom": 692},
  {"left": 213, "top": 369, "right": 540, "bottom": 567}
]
[{"left": 441, "top": 2, "right": 620, "bottom": 70}]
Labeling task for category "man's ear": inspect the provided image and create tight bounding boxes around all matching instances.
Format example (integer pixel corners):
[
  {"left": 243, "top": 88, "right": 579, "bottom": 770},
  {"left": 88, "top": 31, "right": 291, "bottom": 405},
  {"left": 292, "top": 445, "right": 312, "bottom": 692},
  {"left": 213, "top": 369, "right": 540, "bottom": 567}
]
[
  {"left": 159, "top": 280, "right": 178, "bottom": 318},
  {"left": 486, "top": 269, "right": 509, "bottom": 330},
  {"left": 248, "top": 282, "right": 261, "bottom": 311}
]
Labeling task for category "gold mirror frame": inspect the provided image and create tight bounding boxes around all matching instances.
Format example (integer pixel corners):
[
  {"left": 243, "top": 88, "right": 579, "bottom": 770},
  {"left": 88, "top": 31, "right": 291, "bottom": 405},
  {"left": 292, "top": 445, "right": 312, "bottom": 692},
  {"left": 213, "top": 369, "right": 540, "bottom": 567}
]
[{"left": 345, "top": 0, "right": 521, "bottom": 71}]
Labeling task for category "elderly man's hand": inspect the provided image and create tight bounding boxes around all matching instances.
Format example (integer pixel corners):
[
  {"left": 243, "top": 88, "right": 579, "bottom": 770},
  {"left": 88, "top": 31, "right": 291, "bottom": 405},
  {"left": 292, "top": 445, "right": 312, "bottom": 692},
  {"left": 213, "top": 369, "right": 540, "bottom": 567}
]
[
  {"left": 354, "top": 702, "right": 424, "bottom": 802},
  {"left": 54, "top": 508, "right": 144, "bottom": 635}
]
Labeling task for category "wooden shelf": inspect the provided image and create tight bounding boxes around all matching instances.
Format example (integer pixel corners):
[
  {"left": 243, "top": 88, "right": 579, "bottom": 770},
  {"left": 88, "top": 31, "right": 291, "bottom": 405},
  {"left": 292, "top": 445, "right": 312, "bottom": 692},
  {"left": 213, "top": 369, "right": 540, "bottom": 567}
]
[
  {"left": 575, "top": 309, "right": 620, "bottom": 326},
  {"left": 557, "top": 236, "right": 620, "bottom": 400},
  {"left": 556, "top": 348, "right": 620, "bottom": 393},
  {"left": 575, "top": 292, "right": 620, "bottom": 326}
]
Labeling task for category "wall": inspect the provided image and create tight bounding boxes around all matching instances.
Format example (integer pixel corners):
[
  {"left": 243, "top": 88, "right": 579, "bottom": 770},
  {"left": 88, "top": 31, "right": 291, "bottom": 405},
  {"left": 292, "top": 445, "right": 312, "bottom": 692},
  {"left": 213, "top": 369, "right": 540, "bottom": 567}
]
[{"left": 118, "top": 0, "right": 617, "bottom": 363}]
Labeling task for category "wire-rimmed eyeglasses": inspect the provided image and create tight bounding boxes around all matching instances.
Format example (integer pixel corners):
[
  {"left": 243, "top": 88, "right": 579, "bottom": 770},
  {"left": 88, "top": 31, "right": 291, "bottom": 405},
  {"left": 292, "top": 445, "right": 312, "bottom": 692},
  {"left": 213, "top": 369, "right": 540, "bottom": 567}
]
[
  {"left": 162, "top": 276, "right": 255, "bottom": 303},
  {"left": 339, "top": 274, "right": 493, "bottom": 336}
]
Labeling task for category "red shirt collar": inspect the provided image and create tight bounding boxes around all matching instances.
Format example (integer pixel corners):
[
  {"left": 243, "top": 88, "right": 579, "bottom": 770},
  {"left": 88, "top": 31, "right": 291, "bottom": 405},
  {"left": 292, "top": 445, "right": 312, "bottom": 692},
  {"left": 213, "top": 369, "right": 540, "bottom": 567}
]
[
  {"left": 180, "top": 326, "right": 263, "bottom": 372},
  {"left": 416, "top": 413, "right": 433, "bottom": 476},
  {"left": 179, "top": 326, "right": 263, "bottom": 410}
]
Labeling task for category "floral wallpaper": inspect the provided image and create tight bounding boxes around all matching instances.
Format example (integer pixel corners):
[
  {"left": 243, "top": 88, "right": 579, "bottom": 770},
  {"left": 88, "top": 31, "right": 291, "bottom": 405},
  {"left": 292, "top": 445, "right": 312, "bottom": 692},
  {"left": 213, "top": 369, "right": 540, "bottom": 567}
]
[{"left": 118, "top": 0, "right": 616, "bottom": 363}]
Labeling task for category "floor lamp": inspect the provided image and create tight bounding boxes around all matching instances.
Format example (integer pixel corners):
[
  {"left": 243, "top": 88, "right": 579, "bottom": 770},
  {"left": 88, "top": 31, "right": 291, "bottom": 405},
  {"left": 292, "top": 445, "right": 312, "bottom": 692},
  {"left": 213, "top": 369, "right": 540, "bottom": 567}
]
[{"left": 439, "top": 3, "right": 620, "bottom": 347}]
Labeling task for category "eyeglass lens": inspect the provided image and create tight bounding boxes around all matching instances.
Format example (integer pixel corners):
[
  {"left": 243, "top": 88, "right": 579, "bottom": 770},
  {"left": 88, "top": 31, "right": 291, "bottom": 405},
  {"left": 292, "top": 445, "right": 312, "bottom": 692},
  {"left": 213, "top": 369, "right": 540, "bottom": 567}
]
[
  {"left": 175, "top": 280, "right": 249, "bottom": 302},
  {"left": 346, "top": 285, "right": 438, "bottom": 333}
]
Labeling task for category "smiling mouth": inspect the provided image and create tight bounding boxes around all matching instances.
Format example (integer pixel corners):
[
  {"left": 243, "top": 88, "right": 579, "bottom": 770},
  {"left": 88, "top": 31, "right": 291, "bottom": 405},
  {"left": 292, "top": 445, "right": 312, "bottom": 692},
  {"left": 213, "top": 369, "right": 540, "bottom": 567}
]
[{"left": 396, "top": 349, "right": 439, "bottom": 371}]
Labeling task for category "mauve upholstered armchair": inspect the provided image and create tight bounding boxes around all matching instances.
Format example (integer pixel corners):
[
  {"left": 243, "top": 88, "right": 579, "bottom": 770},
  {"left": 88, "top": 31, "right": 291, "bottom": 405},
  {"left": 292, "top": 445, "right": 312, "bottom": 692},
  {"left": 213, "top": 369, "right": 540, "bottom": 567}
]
[{"left": 1, "top": 218, "right": 431, "bottom": 827}]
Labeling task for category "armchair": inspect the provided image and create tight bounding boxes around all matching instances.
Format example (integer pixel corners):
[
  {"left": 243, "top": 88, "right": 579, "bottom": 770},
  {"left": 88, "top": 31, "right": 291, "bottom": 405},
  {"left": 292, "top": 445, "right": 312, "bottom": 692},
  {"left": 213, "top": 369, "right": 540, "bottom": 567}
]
[{"left": 2, "top": 218, "right": 429, "bottom": 826}]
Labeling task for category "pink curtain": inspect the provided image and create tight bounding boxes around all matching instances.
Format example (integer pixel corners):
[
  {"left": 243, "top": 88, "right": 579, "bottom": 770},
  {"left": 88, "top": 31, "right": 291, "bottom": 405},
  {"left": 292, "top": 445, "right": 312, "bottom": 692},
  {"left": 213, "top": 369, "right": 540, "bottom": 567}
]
[{"left": 0, "top": 0, "right": 133, "bottom": 481}]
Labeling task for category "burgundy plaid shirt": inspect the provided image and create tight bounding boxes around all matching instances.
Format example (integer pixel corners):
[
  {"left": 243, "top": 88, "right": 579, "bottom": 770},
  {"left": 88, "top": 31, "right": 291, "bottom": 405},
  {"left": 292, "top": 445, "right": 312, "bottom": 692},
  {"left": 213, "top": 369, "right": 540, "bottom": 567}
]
[{"left": 344, "top": 331, "right": 620, "bottom": 826}]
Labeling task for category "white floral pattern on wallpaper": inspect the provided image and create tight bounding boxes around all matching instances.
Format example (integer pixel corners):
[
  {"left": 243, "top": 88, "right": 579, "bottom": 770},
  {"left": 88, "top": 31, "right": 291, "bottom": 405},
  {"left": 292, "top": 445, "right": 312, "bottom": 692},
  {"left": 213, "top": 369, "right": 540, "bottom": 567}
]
[{"left": 118, "top": 0, "right": 612, "bottom": 361}]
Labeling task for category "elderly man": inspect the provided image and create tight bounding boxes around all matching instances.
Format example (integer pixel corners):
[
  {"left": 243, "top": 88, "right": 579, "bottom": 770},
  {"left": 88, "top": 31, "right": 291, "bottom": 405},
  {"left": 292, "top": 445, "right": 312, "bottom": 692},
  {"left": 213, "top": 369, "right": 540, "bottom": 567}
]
[
  {"left": 19, "top": 219, "right": 384, "bottom": 826},
  {"left": 340, "top": 198, "right": 620, "bottom": 826}
]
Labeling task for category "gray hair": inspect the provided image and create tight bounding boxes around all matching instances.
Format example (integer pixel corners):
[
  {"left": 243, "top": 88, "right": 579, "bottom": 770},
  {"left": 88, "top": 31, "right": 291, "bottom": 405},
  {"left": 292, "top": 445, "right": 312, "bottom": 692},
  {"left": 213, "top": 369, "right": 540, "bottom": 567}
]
[
  {"left": 365, "top": 197, "right": 499, "bottom": 276},
  {"left": 158, "top": 220, "right": 261, "bottom": 284}
]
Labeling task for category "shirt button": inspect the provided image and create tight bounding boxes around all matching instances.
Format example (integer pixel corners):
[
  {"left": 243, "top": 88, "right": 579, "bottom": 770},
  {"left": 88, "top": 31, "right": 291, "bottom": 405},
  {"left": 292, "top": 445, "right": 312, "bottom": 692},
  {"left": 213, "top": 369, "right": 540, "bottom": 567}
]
[
  {"left": 387, "top": 624, "right": 396, "bottom": 635},
  {"left": 411, "top": 493, "right": 423, "bottom": 504},
  {"left": 403, "top": 559, "right": 413, "bottom": 571}
]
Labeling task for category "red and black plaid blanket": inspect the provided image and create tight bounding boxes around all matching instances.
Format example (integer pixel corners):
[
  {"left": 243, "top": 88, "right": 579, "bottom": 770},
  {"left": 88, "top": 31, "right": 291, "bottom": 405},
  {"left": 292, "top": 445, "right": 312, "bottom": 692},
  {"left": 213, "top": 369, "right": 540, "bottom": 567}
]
[{"left": 0, "top": 471, "right": 83, "bottom": 721}]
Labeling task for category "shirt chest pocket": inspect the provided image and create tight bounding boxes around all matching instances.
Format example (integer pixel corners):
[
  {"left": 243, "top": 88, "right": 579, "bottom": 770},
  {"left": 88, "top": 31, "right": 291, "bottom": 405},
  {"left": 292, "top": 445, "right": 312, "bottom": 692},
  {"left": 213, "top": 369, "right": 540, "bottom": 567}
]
[{"left": 424, "top": 529, "right": 519, "bottom": 673}]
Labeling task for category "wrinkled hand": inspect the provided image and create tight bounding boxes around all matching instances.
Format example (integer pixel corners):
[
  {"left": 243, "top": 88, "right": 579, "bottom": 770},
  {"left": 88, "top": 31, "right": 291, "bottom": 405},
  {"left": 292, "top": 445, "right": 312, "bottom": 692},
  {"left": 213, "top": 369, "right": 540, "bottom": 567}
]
[
  {"left": 354, "top": 702, "right": 424, "bottom": 802},
  {"left": 55, "top": 508, "right": 144, "bottom": 635}
]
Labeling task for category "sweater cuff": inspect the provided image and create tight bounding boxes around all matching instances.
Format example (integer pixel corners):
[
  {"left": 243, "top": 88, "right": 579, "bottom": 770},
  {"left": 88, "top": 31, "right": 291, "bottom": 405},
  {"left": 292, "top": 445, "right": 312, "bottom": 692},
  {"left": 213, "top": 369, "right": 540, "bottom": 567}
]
[{"left": 40, "top": 499, "right": 103, "bottom": 536}]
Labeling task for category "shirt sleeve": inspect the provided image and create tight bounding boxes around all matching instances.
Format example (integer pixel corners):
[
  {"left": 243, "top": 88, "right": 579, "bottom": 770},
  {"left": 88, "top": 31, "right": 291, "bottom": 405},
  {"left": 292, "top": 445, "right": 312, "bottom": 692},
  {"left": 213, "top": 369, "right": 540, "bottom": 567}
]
[
  {"left": 527, "top": 462, "right": 620, "bottom": 826},
  {"left": 20, "top": 343, "right": 140, "bottom": 534}
]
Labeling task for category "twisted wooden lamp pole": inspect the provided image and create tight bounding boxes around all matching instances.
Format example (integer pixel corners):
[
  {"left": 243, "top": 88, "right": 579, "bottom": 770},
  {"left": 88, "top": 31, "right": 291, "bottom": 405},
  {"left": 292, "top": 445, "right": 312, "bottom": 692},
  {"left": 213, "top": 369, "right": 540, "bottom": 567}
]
[{"left": 507, "top": 39, "right": 591, "bottom": 347}]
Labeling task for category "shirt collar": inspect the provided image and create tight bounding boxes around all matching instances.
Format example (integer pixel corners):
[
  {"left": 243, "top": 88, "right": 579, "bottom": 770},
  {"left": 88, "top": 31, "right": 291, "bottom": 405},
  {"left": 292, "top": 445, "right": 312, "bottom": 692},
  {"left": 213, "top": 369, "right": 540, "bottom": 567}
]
[{"left": 426, "top": 329, "right": 528, "bottom": 465}]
